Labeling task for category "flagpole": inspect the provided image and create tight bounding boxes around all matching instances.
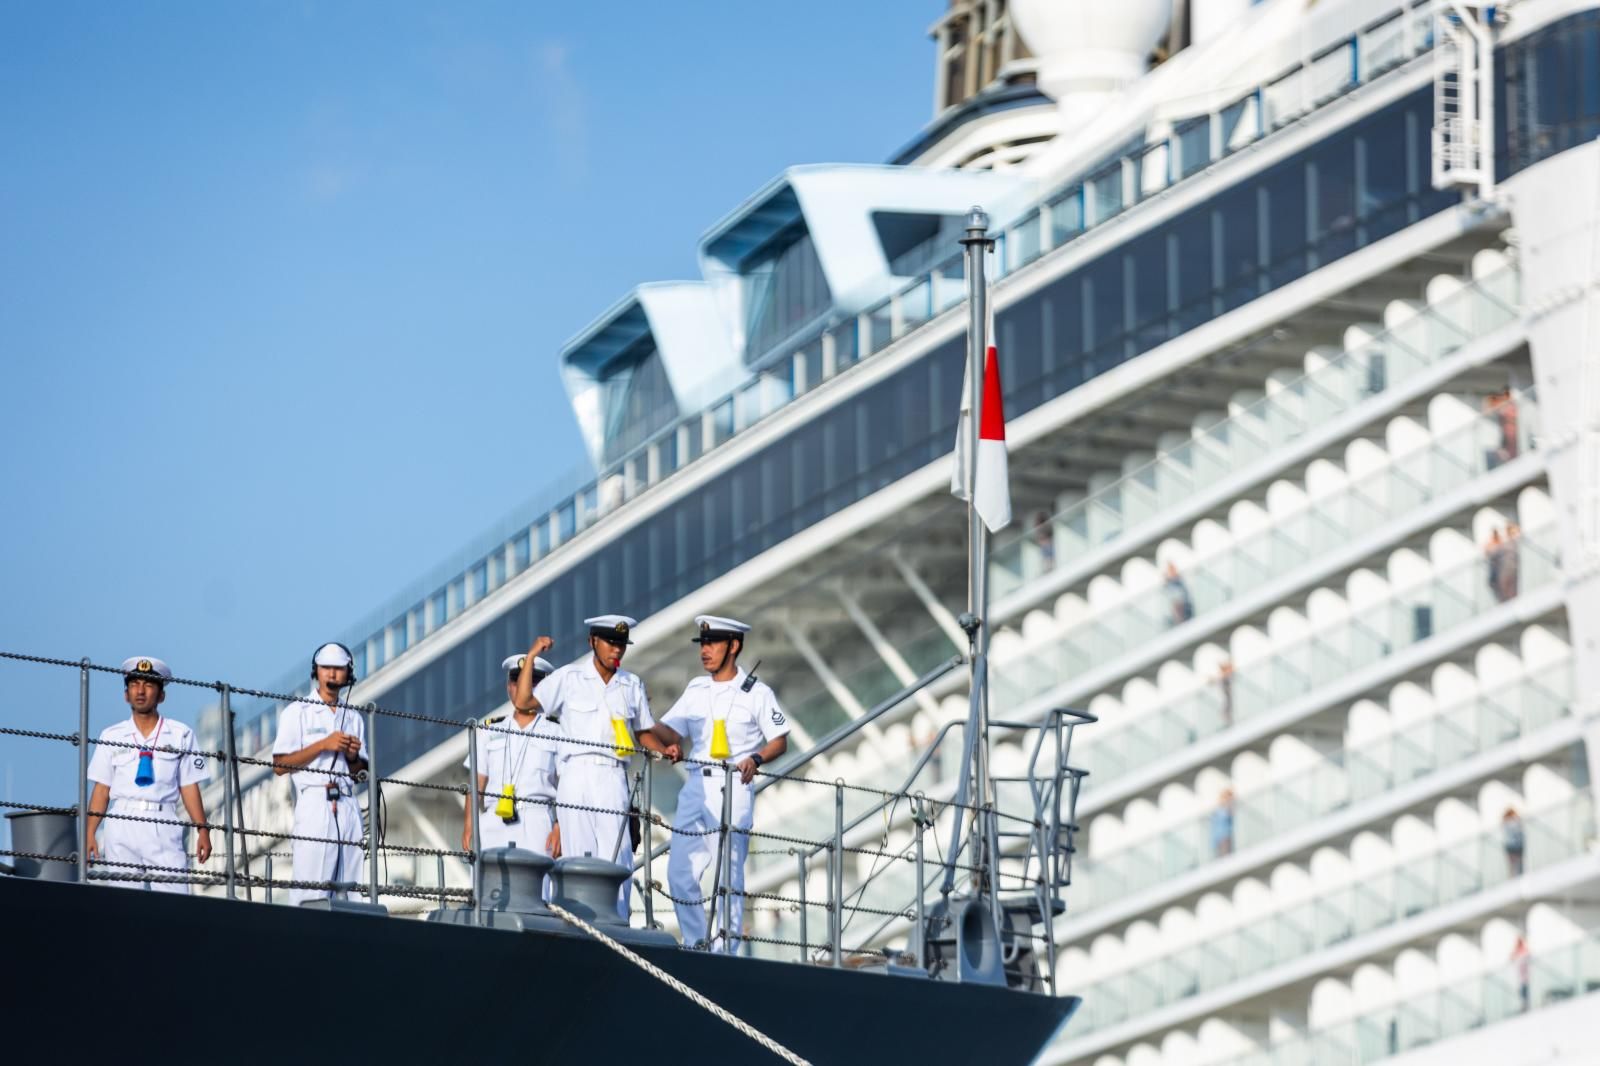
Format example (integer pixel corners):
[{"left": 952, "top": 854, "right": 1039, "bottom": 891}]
[{"left": 959, "top": 207, "right": 995, "bottom": 903}]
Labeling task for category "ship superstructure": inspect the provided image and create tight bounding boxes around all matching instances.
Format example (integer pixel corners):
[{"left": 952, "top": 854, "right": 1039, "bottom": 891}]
[{"left": 176, "top": 2, "right": 1600, "bottom": 1061}]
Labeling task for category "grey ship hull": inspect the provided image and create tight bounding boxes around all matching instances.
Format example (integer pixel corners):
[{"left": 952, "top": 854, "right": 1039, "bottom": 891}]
[{"left": 1, "top": 875, "right": 1077, "bottom": 1064}]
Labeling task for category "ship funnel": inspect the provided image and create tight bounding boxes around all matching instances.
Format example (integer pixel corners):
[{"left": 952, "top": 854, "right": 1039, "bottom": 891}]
[{"left": 1010, "top": 0, "right": 1172, "bottom": 130}]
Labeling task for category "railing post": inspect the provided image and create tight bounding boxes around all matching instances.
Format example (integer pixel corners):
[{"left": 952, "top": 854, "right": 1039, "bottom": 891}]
[
  {"left": 721, "top": 764, "right": 736, "bottom": 950},
  {"left": 467, "top": 718, "right": 483, "bottom": 925},
  {"left": 831, "top": 780, "right": 845, "bottom": 968},
  {"left": 220, "top": 683, "right": 237, "bottom": 900},
  {"left": 641, "top": 752, "right": 655, "bottom": 929},
  {"left": 77, "top": 657, "right": 89, "bottom": 885},
  {"left": 365, "top": 702, "right": 379, "bottom": 905},
  {"left": 437, "top": 852, "right": 446, "bottom": 910},
  {"left": 265, "top": 853, "right": 274, "bottom": 905},
  {"left": 707, "top": 763, "right": 734, "bottom": 949},
  {"left": 794, "top": 849, "right": 808, "bottom": 963},
  {"left": 914, "top": 795, "right": 927, "bottom": 971}
]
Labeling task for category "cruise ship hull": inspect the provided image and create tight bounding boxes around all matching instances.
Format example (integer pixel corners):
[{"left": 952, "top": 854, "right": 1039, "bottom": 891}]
[{"left": 0, "top": 875, "right": 1077, "bottom": 1064}]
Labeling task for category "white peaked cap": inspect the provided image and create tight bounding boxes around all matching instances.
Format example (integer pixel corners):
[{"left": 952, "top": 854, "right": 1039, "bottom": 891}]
[
  {"left": 584, "top": 614, "right": 638, "bottom": 630},
  {"left": 121, "top": 656, "right": 173, "bottom": 680},
  {"left": 502, "top": 654, "right": 555, "bottom": 674},
  {"left": 694, "top": 615, "right": 751, "bottom": 634},
  {"left": 312, "top": 642, "right": 354, "bottom": 668}
]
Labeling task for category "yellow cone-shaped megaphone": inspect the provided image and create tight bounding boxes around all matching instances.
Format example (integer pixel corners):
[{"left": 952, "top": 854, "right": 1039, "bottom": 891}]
[
  {"left": 610, "top": 717, "right": 635, "bottom": 757},
  {"left": 709, "top": 719, "right": 732, "bottom": 761},
  {"left": 495, "top": 783, "right": 517, "bottom": 821}
]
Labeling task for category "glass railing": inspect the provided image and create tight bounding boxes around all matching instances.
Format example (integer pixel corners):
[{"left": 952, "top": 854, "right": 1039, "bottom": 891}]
[
  {"left": 248, "top": 1, "right": 1442, "bottom": 721},
  {"left": 1071, "top": 791, "right": 1597, "bottom": 1037},
  {"left": 987, "top": 455, "right": 1557, "bottom": 720},
  {"left": 1208, "top": 927, "right": 1600, "bottom": 1066},
  {"left": 749, "top": 520, "right": 1560, "bottom": 893},
  {"left": 1074, "top": 667, "right": 1572, "bottom": 913},
  {"left": 991, "top": 267, "right": 1524, "bottom": 602}
]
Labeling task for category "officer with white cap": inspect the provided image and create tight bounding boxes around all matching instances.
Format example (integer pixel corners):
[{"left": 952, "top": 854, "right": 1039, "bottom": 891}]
[
  {"left": 460, "top": 653, "right": 561, "bottom": 856},
  {"left": 654, "top": 616, "right": 790, "bottom": 950},
  {"left": 511, "top": 617, "right": 667, "bottom": 919},
  {"left": 271, "top": 642, "right": 368, "bottom": 905},
  {"left": 85, "top": 657, "right": 213, "bottom": 892}
]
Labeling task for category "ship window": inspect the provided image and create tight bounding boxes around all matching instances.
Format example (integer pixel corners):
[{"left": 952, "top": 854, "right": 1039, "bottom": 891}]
[
  {"left": 1264, "top": 161, "right": 1309, "bottom": 287},
  {"left": 1358, "top": 105, "right": 1411, "bottom": 241},
  {"left": 1215, "top": 184, "right": 1258, "bottom": 313},
  {"left": 1310, "top": 135, "right": 1357, "bottom": 265},
  {"left": 742, "top": 224, "right": 831, "bottom": 364},
  {"left": 599, "top": 337, "right": 678, "bottom": 469}
]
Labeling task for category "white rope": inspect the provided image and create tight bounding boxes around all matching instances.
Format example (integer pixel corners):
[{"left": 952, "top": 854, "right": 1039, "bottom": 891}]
[{"left": 545, "top": 901, "right": 813, "bottom": 1066}]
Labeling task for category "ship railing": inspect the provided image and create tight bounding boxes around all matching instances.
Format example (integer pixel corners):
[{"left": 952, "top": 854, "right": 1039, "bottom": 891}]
[{"left": 0, "top": 648, "right": 1089, "bottom": 989}]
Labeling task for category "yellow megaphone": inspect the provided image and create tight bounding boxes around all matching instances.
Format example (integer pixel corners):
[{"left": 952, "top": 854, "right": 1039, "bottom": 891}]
[
  {"left": 709, "top": 719, "right": 732, "bottom": 761},
  {"left": 495, "top": 783, "right": 517, "bottom": 821},
  {"left": 610, "top": 716, "right": 635, "bottom": 757}
]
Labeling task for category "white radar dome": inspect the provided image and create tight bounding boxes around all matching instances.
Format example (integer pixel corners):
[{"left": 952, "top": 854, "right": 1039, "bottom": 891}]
[{"left": 1011, "top": 0, "right": 1173, "bottom": 128}]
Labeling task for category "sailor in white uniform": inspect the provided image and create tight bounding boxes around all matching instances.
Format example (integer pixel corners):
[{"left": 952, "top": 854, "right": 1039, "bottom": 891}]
[
  {"left": 461, "top": 653, "right": 560, "bottom": 856},
  {"left": 512, "top": 617, "right": 667, "bottom": 919},
  {"left": 86, "top": 657, "right": 212, "bottom": 893},
  {"left": 655, "top": 616, "right": 790, "bottom": 951},
  {"left": 271, "top": 642, "right": 368, "bottom": 906}
]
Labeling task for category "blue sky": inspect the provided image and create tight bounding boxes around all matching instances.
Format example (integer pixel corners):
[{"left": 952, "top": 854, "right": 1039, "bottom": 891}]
[{"left": 0, "top": 3, "right": 937, "bottom": 820}]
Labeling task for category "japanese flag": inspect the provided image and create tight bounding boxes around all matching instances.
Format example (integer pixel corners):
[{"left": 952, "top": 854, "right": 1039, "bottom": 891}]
[{"left": 950, "top": 286, "right": 1012, "bottom": 533}]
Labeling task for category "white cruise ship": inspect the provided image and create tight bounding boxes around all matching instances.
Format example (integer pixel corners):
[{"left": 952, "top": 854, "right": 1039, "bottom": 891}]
[{"left": 203, "top": 2, "right": 1600, "bottom": 1062}]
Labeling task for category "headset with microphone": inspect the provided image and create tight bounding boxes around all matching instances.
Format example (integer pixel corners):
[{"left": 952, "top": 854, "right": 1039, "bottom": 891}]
[{"left": 310, "top": 641, "right": 359, "bottom": 689}]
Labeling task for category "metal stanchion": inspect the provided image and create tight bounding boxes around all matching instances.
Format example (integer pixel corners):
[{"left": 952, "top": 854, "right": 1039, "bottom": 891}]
[
  {"left": 719, "top": 764, "right": 735, "bottom": 948},
  {"left": 220, "top": 683, "right": 237, "bottom": 899},
  {"left": 831, "top": 780, "right": 844, "bottom": 968},
  {"left": 265, "top": 853, "right": 274, "bottom": 904},
  {"left": 913, "top": 796, "right": 927, "bottom": 971},
  {"left": 365, "top": 702, "right": 379, "bottom": 905},
  {"left": 77, "top": 658, "right": 89, "bottom": 884},
  {"left": 641, "top": 752, "right": 655, "bottom": 928},
  {"left": 436, "top": 853, "right": 446, "bottom": 910},
  {"left": 467, "top": 718, "right": 483, "bottom": 925},
  {"left": 795, "top": 849, "right": 808, "bottom": 963}
]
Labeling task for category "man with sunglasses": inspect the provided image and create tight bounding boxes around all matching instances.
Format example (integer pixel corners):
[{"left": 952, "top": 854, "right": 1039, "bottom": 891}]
[
  {"left": 85, "top": 657, "right": 212, "bottom": 892},
  {"left": 512, "top": 616, "right": 667, "bottom": 919},
  {"left": 272, "top": 642, "right": 368, "bottom": 905},
  {"left": 654, "top": 616, "right": 790, "bottom": 951},
  {"left": 462, "top": 653, "right": 560, "bottom": 856}
]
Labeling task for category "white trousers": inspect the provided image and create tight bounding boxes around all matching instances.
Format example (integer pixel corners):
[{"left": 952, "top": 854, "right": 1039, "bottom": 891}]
[
  {"left": 289, "top": 791, "right": 365, "bottom": 906},
  {"left": 669, "top": 770, "right": 753, "bottom": 951},
  {"left": 479, "top": 795, "right": 555, "bottom": 856},
  {"left": 98, "top": 801, "right": 190, "bottom": 894},
  {"left": 555, "top": 758, "right": 631, "bottom": 919}
]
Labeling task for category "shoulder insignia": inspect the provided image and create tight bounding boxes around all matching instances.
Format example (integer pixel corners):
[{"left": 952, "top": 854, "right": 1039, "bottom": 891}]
[
  {"left": 771, "top": 708, "right": 787, "bottom": 727},
  {"left": 483, "top": 714, "right": 507, "bottom": 726}
]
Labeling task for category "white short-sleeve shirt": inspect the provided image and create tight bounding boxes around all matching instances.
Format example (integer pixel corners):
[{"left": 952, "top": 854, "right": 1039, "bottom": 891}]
[
  {"left": 661, "top": 670, "right": 790, "bottom": 764},
  {"left": 272, "top": 697, "right": 368, "bottom": 793},
  {"left": 87, "top": 716, "right": 210, "bottom": 803},
  {"left": 532, "top": 658, "right": 653, "bottom": 764},
  {"left": 463, "top": 712, "right": 561, "bottom": 801}
]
